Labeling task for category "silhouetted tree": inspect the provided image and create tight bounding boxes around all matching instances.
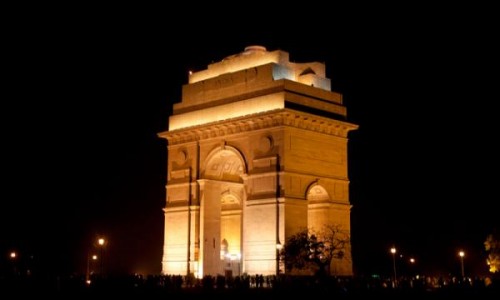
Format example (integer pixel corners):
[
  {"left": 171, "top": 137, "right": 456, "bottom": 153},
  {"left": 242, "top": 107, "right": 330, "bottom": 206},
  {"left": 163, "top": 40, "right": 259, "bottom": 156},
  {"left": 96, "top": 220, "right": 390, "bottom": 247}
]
[
  {"left": 283, "top": 224, "right": 349, "bottom": 276},
  {"left": 485, "top": 231, "right": 500, "bottom": 273}
]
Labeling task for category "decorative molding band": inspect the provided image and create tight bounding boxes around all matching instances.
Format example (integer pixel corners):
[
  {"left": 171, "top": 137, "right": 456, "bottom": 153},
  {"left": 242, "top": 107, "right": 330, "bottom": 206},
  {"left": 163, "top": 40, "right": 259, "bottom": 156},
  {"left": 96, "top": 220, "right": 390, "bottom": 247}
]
[{"left": 159, "top": 109, "right": 358, "bottom": 145}]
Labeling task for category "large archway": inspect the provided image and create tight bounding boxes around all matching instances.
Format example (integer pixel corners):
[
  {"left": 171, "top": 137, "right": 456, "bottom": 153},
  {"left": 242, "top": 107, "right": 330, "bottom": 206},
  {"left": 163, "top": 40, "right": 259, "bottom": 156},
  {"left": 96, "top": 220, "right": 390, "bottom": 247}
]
[{"left": 201, "top": 147, "right": 246, "bottom": 276}]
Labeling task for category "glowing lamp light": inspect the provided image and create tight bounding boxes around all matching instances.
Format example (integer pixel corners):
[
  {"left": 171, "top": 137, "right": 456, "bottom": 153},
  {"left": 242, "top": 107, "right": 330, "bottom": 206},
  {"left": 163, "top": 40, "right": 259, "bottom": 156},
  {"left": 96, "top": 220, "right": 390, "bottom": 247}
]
[
  {"left": 97, "top": 237, "right": 106, "bottom": 275},
  {"left": 459, "top": 250, "right": 465, "bottom": 277},
  {"left": 390, "top": 247, "right": 397, "bottom": 285},
  {"left": 276, "top": 243, "right": 283, "bottom": 250}
]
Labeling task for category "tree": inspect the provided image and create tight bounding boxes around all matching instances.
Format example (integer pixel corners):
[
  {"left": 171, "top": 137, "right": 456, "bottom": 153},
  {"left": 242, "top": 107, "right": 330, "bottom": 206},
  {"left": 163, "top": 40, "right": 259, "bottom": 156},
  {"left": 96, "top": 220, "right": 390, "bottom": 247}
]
[
  {"left": 485, "top": 232, "right": 500, "bottom": 273},
  {"left": 282, "top": 224, "right": 350, "bottom": 276}
]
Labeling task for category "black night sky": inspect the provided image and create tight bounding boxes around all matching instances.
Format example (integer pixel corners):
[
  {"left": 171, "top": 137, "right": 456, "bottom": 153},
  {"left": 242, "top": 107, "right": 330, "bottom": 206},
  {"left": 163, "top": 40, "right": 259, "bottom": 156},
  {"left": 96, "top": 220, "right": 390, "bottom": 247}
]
[{"left": 2, "top": 8, "right": 498, "bottom": 278}]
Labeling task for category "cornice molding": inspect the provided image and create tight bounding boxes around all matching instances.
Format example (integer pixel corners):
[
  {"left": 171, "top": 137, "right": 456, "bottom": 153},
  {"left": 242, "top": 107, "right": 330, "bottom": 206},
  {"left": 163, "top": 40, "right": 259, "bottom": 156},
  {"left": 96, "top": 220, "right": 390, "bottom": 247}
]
[{"left": 158, "top": 109, "right": 358, "bottom": 145}]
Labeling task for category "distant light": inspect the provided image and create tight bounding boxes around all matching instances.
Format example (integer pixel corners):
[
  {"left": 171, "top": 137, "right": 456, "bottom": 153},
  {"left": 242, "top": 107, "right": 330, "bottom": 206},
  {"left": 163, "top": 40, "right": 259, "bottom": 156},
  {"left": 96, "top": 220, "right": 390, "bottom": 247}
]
[
  {"left": 98, "top": 238, "right": 105, "bottom": 246},
  {"left": 390, "top": 247, "right": 396, "bottom": 254},
  {"left": 189, "top": 70, "right": 193, "bottom": 75},
  {"left": 459, "top": 251, "right": 465, "bottom": 257},
  {"left": 229, "top": 253, "right": 240, "bottom": 261},
  {"left": 10, "top": 252, "right": 16, "bottom": 258},
  {"left": 86, "top": 280, "right": 91, "bottom": 285},
  {"left": 410, "top": 258, "right": 415, "bottom": 263},
  {"left": 92, "top": 255, "right": 98, "bottom": 260}
]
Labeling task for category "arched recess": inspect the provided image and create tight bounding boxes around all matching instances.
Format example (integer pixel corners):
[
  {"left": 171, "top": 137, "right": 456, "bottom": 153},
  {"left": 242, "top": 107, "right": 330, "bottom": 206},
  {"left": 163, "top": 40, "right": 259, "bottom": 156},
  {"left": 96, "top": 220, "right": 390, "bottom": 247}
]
[
  {"left": 306, "top": 183, "right": 330, "bottom": 203},
  {"left": 202, "top": 146, "right": 247, "bottom": 183},
  {"left": 306, "top": 183, "right": 332, "bottom": 233}
]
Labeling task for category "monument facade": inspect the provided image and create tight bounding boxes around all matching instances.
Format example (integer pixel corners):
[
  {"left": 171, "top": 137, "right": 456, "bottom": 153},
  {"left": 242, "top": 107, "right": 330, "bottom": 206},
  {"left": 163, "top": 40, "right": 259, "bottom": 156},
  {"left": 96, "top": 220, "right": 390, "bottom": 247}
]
[{"left": 159, "top": 46, "right": 358, "bottom": 277}]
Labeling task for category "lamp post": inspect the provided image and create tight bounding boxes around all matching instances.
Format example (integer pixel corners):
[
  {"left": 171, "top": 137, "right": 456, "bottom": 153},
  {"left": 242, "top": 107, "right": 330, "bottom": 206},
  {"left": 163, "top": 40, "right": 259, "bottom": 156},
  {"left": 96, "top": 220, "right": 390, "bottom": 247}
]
[
  {"left": 86, "top": 253, "right": 91, "bottom": 283},
  {"left": 459, "top": 251, "right": 465, "bottom": 277},
  {"left": 409, "top": 257, "right": 415, "bottom": 278},
  {"left": 10, "top": 251, "right": 18, "bottom": 276},
  {"left": 86, "top": 254, "right": 98, "bottom": 284},
  {"left": 235, "top": 253, "right": 241, "bottom": 276},
  {"left": 276, "top": 242, "right": 283, "bottom": 275},
  {"left": 98, "top": 238, "right": 105, "bottom": 276},
  {"left": 390, "top": 247, "right": 397, "bottom": 285}
]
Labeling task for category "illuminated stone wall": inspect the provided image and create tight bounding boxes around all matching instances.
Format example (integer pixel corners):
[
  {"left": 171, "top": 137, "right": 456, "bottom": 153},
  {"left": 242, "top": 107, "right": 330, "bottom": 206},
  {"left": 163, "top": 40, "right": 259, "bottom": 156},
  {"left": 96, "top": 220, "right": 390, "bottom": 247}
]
[{"left": 159, "top": 46, "right": 357, "bottom": 277}]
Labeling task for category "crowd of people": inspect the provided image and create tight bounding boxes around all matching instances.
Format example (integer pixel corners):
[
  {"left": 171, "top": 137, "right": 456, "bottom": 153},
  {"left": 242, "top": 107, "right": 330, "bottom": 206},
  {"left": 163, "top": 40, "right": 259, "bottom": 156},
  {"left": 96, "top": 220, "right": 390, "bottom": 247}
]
[{"left": 1, "top": 272, "right": 498, "bottom": 298}]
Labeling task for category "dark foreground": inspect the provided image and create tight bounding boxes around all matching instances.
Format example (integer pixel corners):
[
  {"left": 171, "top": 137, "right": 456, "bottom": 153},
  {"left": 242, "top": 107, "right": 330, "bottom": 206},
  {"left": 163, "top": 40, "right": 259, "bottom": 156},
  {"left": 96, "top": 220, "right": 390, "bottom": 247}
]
[{"left": 1, "top": 274, "right": 498, "bottom": 299}]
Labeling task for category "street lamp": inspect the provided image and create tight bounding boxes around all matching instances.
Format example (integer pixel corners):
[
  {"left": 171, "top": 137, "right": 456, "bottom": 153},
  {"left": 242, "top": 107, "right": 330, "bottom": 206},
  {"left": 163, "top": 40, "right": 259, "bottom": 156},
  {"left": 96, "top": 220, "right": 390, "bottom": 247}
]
[
  {"left": 236, "top": 253, "right": 241, "bottom": 276},
  {"left": 409, "top": 257, "right": 416, "bottom": 278},
  {"left": 276, "top": 242, "right": 283, "bottom": 275},
  {"left": 459, "top": 251, "right": 465, "bottom": 277},
  {"left": 390, "top": 247, "right": 397, "bottom": 285},
  {"left": 86, "top": 253, "right": 98, "bottom": 284},
  {"left": 98, "top": 238, "right": 105, "bottom": 276},
  {"left": 10, "top": 251, "right": 18, "bottom": 276}
]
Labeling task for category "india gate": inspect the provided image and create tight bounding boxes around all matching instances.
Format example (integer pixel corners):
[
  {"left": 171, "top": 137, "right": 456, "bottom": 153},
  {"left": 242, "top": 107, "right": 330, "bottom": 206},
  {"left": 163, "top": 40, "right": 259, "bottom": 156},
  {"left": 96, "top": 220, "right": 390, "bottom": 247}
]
[{"left": 159, "top": 46, "right": 358, "bottom": 278}]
